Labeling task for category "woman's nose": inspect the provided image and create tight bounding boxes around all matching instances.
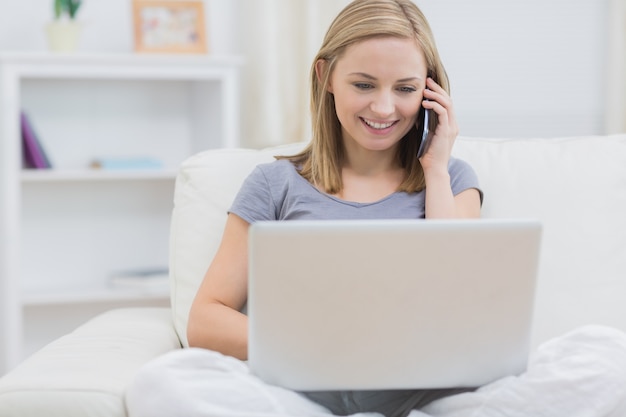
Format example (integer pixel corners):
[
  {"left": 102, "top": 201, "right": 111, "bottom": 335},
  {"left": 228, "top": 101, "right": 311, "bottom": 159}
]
[{"left": 369, "top": 91, "right": 394, "bottom": 117}]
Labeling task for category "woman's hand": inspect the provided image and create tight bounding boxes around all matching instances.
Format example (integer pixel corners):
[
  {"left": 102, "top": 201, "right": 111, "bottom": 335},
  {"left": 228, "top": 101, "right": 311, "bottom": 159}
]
[
  {"left": 418, "top": 78, "right": 480, "bottom": 219},
  {"left": 418, "top": 77, "right": 459, "bottom": 172}
]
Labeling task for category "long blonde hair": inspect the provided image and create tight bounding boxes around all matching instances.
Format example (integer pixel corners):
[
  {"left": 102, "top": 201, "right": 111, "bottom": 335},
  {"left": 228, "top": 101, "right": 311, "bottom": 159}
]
[{"left": 281, "top": 0, "right": 449, "bottom": 194}]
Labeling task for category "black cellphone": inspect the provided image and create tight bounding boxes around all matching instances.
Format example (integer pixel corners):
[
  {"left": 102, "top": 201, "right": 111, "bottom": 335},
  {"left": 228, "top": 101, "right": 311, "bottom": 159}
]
[{"left": 416, "top": 106, "right": 431, "bottom": 158}]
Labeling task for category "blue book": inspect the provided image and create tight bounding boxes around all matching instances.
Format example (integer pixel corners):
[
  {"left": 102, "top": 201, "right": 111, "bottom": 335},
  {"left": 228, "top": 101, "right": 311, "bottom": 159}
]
[{"left": 90, "top": 157, "right": 164, "bottom": 170}]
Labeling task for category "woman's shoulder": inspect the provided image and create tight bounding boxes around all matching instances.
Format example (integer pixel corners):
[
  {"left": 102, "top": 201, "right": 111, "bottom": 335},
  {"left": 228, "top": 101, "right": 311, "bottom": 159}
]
[
  {"left": 448, "top": 156, "right": 476, "bottom": 176},
  {"left": 253, "top": 158, "right": 300, "bottom": 183},
  {"left": 251, "top": 158, "right": 310, "bottom": 190},
  {"left": 447, "top": 156, "right": 482, "bottom": 199},
  {"left": 231, "top": 159, "right": 302, "bottom": 223},
  {"left": 256, "top": 158, "right": 297, "bottom": 172}
]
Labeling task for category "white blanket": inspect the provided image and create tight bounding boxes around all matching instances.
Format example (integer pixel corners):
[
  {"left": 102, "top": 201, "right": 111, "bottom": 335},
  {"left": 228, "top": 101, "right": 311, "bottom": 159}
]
[{"left": 126, "top": 325, "right": 626, "bottom": 417}]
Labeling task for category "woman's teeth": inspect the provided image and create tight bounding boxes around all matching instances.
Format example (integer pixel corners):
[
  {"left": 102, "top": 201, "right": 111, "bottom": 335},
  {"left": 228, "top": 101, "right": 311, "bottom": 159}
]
[{"left": 363, "top": 119, "right": 394, "bottom": 130}]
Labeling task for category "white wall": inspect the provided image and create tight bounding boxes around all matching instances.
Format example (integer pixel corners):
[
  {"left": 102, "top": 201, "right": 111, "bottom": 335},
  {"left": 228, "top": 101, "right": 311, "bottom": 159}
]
[
  {"left": 416, "top": 0, "right": 608, "bottom": 138},
  {"left": 0, "top": 0, "right": 236, "bottom": 55},
  {"left": 0, "top": 0, "right": 611, "bottom": 141}
]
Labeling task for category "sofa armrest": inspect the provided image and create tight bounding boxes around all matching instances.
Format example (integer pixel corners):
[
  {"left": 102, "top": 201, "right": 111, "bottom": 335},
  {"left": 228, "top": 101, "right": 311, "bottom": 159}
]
[{"left": 0, "top": 307, "right": 181, "bottom": 417}]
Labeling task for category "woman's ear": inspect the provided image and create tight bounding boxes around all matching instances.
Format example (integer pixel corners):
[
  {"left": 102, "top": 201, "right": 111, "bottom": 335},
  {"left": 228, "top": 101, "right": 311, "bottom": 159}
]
[{"left": 315, "top": 59, "right": 333, "bottom": 93}]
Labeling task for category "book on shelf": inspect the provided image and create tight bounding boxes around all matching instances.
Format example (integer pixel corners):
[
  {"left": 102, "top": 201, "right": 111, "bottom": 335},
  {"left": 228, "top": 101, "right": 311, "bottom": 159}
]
[
  {"left": 21, "top": 111, "right": 53, "bottom": 169},
  {"left": 107, "top": 267, "right": 170, "bottom": 291}
]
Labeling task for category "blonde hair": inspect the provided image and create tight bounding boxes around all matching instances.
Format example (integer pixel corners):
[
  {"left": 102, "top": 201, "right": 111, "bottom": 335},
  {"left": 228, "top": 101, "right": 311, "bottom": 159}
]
[{"left": 281, "top": 0, "right": 449, "bottom": 194}]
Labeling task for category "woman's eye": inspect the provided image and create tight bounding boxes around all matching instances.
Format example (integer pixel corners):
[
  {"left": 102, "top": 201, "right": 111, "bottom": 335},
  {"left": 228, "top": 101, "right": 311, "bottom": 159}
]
[
  {"left": 354, "top": 83, "right": 373, "bottom": 90},
  {"left": 398, "top": 86, "right": 417, "bottom": 93}
]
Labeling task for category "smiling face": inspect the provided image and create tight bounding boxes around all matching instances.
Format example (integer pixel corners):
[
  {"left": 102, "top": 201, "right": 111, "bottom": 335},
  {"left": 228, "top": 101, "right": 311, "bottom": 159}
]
[{"left": 326, "top": 36, "right": 428, "bottom": 155}]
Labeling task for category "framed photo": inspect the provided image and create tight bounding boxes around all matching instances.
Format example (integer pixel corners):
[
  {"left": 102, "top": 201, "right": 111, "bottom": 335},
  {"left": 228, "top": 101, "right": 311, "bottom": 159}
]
[{"left": 133, "top": 0, "right": 208, "bottom": 54}]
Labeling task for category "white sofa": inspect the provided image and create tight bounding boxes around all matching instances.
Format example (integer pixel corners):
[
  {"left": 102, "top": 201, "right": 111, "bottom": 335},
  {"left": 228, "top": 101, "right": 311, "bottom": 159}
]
[{"left": 0, "top": 135, "right": 625, "bottom": 417}]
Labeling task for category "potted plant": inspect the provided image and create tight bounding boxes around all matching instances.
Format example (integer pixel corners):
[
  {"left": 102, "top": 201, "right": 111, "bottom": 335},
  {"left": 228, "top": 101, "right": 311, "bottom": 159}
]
[{"left": 46, "top": 0, "right": 83, "bottom": 52}]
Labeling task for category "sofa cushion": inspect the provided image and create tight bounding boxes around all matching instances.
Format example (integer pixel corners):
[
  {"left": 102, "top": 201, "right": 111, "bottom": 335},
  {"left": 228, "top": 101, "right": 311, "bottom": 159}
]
[
  {"left": 453, "top": 135, "right": 626, "bottom": 348},
  {"left": 169, "top": 142, "right": 308, "bottom": 346},
  {"left": 0, "top": 308, "right": 179, "bottom": 417}
]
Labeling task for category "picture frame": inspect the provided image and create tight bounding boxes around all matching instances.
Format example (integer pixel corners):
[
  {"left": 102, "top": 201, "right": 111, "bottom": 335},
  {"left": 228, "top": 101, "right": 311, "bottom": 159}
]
[{"left": 132, "top": 0, "right": 208, "bottom": 54}]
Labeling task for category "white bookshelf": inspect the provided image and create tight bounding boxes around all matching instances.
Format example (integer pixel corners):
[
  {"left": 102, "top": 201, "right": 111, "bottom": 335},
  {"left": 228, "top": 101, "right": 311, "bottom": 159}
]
[{"left": 0, "top": 52, "right": 243, "bottom": 373}]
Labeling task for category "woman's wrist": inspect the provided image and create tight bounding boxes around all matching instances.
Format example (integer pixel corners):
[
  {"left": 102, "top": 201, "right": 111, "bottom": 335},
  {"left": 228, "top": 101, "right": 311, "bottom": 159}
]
[{"left": 422, "top": 164, "right": 450, "bottom": 184}]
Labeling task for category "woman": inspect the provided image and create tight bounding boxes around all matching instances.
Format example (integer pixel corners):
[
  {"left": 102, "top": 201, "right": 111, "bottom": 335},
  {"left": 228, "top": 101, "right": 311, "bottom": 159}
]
[
  {"left": 127, "top": 1, "right": 626, "bottom": 416},
  {"left": 185, "top": 0, "right": 480, "bottom": 363}
]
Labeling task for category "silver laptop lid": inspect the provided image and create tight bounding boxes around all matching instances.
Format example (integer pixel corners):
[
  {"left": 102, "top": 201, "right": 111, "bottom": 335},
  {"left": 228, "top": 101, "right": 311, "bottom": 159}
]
[{"left": 248, "top": 219, "right": 541, "bottom": 391}]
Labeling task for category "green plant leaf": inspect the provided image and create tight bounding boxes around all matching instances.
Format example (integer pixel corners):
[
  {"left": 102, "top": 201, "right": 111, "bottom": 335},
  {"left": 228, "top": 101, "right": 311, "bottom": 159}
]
[
  {"left": 68, "top": 0, "right": 81, "bottom": 19},
  {"left": 54, "top": 0, "right": 62, "bottom": 19},
  {"left": 54, "top": 0, "right": 81, "bottom": 19}
]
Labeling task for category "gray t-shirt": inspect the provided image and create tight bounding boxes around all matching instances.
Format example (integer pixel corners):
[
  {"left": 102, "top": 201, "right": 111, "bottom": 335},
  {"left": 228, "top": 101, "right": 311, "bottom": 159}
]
[{"left": 230, "top": 158, "right": 481, "bottom": 222}]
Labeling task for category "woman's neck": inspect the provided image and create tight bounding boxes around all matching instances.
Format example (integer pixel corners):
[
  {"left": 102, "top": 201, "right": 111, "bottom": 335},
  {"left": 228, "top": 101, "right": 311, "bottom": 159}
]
[{"left": 334, "top": 146, "right": 405, "bottom": 203}]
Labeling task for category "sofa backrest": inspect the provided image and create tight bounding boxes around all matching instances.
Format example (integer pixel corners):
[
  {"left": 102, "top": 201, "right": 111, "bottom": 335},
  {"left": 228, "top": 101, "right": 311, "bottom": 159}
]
[
  {"left": 170, "top": 135, "right": 626, "bottom": 350},
  {"left": 453, "top": 135, "right": 626, "bottom": 348}
]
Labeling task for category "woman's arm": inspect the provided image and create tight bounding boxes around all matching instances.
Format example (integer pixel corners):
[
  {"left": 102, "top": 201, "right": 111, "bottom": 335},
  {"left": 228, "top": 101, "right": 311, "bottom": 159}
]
[
  {"left": 419, "top": 77, "right": 481, "bottom": 219},
  {"left": 187, "top": 213, "right": 250, "bottom": 360},
  {"left": 423, "top": 167, "right": 481, "bottom": 218}
]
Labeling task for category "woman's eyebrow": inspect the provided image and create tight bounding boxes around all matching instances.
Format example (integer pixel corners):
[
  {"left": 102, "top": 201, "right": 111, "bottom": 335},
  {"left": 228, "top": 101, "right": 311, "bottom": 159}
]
[
  {"left": 348, "top": 72, "right": 377, "bottom": 80},
  {"left": 347, "top": 72, "right": 423, "bottom": 82}
]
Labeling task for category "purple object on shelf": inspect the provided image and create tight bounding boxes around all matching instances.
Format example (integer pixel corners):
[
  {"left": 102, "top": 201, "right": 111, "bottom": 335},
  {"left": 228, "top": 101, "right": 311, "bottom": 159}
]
[{"left": 21, "top": 111, "right": 52, "bottom": 169}]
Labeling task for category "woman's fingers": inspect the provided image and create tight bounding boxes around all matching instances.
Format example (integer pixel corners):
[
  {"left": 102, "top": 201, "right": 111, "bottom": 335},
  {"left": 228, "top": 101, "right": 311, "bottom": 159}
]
[
  {"left": 422, "top": 78, "right": 457, "bottom": 135},
  {"left": 418, "top": 78, "right": 458, "bottom": 165}
]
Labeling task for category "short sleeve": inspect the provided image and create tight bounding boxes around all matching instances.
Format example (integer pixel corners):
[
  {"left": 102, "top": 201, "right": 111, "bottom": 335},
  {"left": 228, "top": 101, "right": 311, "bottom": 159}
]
[
  {"left": 449, "top": 158, "right": 484, "bottom": 204},
  {"left": 229, "top": 166, "right": 276, "bottom": 223}
]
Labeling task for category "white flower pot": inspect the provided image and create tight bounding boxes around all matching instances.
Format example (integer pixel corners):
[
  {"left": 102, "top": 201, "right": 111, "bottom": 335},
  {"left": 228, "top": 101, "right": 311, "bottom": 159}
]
[{"left": 46, "top": 21, "right": 82, "bottom": 52}]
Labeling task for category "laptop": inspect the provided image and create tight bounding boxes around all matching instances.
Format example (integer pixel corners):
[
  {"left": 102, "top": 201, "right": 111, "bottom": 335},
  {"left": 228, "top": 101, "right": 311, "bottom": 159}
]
[{"left": 247, "top": 219, "right": 541, "bottom": 391}]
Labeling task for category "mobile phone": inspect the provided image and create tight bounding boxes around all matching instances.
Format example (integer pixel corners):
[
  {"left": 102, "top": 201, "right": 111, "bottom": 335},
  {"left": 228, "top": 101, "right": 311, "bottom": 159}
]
[{"left": 416, "top": 106, "right": 431, "bottom": 158}]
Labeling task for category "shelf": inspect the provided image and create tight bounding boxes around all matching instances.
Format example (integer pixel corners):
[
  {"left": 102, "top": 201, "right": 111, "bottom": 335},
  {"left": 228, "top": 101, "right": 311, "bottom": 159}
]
[
  {"left": 0, "top": 52, "right": 245, "bottom": 81},
  {"left": 0, "top": 53, "right": 242, "bottom": 371},
  {"left": 21, "top": 169, "right": 178, "bottom": 182},
  {"left": 22, "top": 283, "right": 170, "bottom": 306}
]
